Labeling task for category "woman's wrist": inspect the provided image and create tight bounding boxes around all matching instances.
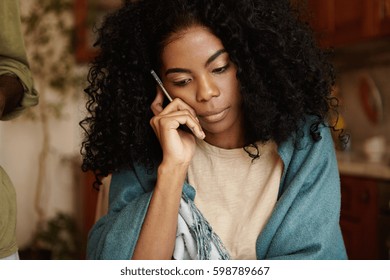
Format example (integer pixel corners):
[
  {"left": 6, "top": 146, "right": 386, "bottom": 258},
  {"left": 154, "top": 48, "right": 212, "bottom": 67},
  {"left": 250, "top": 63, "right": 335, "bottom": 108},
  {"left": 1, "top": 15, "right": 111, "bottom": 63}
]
[
  {"left": 0, "top": 75, "right": 24, "bottom": 118},
  {"left": 156, "top": 161, "right": 189, "bottom": 192}
]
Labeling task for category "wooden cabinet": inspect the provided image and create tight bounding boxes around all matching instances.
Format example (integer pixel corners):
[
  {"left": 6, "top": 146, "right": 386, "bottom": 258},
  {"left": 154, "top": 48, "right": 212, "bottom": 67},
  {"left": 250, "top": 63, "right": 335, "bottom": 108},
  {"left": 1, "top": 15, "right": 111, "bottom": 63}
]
[
  {"left": 305, "top": 0, "right": 390, "bottom": 47},
  {"left": 340, "top": 175, "right": 378, "bottom": 259},
  {"left": 340, "top": 175, "right": 390, "bottom": 259},
  {"left": 377, "top": 0, "right": 390, "bottom": 35}
]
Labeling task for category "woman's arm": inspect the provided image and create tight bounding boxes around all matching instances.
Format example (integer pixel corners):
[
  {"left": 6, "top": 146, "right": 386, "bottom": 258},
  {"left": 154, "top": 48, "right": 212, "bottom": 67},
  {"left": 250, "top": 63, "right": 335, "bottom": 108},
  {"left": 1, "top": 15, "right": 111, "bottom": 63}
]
[
  {"left": 0, "top": 0, "right": 39, "bottom": 120},
  {"left": 131, "top": 89, "right": 204, "bottom": 259},
  {"left": 87, "top": 90, "right": 204, "bottom": 260},
  {"left": 87, "top": 162, "right": 188, "bottom": 260},
  {"left": 132, "top": 163, "right": 187, "bottom": 259}
]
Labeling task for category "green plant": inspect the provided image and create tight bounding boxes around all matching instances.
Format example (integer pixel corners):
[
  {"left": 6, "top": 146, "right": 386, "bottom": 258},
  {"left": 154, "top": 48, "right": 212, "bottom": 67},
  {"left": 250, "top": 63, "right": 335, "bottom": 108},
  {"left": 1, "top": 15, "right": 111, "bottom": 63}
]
[{"left": 31, "top": 212, "right": 84, "bottom": 260}]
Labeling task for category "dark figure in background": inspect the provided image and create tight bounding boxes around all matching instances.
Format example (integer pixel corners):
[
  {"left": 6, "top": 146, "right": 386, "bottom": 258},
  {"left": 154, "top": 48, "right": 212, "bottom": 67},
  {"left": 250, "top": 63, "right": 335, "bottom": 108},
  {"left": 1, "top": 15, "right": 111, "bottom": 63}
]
[{"left": 0, "top": 0, "right": 39, "bottom": 260}]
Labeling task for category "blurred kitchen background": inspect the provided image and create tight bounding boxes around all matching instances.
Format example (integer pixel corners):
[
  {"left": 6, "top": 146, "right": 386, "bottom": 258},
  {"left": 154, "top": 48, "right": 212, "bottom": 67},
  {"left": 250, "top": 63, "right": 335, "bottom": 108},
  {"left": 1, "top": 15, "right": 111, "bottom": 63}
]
[{"left": 0, "top": 0, "right": 389, "bottom": 259}]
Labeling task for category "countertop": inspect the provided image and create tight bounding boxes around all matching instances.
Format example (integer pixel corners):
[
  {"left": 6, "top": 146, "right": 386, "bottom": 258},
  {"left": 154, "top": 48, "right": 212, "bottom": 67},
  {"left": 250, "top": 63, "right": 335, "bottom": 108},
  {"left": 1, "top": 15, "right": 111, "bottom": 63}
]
[{"left": 336, "top": 151, "right": 390, "bottom": 181}]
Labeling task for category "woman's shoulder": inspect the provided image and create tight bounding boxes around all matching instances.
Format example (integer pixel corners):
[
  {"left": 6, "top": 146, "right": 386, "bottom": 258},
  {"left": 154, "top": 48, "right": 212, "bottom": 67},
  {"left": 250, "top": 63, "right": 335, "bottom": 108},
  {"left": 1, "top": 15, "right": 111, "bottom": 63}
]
[
  {"left": 111, "top": 162, "right": 158, "bottom": 193},
  {"left": 278, "top": 115, "right": 335, "bottom": 166}
]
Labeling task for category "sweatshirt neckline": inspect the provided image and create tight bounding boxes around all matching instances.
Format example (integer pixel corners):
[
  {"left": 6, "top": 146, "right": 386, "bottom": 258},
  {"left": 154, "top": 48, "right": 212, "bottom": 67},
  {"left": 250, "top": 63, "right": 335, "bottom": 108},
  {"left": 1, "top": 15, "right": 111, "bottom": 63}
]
[{"left": 195, "top": 138, "right": 263, "bottom": 159}]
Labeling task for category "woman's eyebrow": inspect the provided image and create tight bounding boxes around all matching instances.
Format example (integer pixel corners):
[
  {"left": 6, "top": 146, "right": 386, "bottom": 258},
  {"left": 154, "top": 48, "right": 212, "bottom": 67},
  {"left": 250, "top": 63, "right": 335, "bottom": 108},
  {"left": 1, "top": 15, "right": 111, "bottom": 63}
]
[
  {"left": 205, "top": 49, "right": 226, "bottom": 67},
  {"left": 165, "top": 49, "right": 227, "bottom": 76},
  {"left": 165, "top": 68, "right": 191, "bottom": 76}
]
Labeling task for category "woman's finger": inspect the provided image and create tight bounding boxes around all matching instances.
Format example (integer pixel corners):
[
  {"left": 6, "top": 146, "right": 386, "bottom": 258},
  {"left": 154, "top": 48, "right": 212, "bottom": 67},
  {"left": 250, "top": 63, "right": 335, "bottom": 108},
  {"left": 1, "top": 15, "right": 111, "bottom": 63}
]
[
  {"left": 151, "top": 110, "right": 205, "bottom": 139},
  {"left": 150, "top": 87, "right": 165, "bottom": 116},
  {"left": 171, "top": 98, "right": 198, "bottom": 120},
  {"left": 158, "top": 98, "right": 198, "bottom": 122},
  {"left": 151, "top": 89, "right": 198, "bottom": 122}
]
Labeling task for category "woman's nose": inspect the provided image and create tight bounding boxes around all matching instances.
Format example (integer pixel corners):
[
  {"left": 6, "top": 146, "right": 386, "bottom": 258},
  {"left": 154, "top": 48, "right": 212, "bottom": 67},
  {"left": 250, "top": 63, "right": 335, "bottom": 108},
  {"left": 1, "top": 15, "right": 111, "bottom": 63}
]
[{"left": 196, "top": 75, "right": 220, "bottom": 102}]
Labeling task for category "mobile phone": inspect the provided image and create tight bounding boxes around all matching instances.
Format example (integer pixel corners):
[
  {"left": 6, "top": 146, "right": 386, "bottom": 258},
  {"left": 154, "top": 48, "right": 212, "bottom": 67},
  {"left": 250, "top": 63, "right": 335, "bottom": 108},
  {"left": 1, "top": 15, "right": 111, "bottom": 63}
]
[
  {"left": 150, "top": 69, "right": 196, "bottom": 135},
  {"left": 150, "top": 70, "right": 173, "bottom": 102}
]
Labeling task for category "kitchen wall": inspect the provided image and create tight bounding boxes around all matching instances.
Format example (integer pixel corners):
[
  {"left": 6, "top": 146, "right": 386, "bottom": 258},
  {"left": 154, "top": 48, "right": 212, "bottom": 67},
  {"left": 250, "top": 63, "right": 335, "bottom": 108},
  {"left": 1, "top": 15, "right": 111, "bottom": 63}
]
[{"left": 332, "top": 38, "right": 390, "bottom": 160}]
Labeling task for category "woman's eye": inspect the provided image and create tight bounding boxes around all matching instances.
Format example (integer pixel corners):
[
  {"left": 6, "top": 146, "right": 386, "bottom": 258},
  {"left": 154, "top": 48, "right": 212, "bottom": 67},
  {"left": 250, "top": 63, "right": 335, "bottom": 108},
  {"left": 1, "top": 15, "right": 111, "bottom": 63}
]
[
  {"left": 173, "top": 79, "right": 191, "bottom": 87},
  {"left": 212, "top": 64, "right": 230, "bottom": 74}
]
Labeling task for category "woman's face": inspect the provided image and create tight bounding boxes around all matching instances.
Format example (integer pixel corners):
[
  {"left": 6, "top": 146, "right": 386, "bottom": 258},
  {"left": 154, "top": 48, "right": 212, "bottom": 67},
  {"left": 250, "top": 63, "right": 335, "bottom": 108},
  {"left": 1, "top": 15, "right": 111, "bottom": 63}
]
[{"left": 160, "top": 25, "right": 244, "bottom": 148}]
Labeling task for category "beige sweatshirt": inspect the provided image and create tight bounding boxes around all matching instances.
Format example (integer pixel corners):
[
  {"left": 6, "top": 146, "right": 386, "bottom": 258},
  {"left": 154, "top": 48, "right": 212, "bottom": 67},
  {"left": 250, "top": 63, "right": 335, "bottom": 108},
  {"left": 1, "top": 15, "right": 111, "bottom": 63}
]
[{"left": 188, "top": 139, "right": 283, "bottom": 259}]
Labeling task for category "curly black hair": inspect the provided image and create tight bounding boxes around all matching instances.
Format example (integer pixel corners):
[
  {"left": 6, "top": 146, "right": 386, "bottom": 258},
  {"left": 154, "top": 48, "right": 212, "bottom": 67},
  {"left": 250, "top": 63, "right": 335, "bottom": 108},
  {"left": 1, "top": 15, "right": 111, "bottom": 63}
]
[{"left": 80, "top": 0, "right": 338, "bottom": 187}]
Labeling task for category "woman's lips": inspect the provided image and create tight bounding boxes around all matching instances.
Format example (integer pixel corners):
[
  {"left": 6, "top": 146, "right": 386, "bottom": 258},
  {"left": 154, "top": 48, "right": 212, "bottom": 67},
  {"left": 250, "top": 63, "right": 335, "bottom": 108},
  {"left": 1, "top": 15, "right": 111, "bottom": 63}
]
[{"left": 198, "top": 108, "right": 229, "bottom": 123}]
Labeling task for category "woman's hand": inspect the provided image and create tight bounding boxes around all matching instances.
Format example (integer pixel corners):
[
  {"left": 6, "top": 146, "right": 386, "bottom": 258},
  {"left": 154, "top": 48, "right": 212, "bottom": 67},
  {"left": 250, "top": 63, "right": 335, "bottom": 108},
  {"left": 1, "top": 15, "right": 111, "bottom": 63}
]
[
  {"left": 150, "top": 89, "right": 205, "bottom": 167},
  {"left": 133, "top": 89, "right": 204, "bottom": 260}
]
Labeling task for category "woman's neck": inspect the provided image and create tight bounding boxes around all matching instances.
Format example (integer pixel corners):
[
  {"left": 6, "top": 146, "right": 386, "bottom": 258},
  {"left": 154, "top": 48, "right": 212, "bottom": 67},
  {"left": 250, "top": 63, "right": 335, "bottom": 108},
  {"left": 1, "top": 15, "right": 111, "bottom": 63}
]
[{"left": 203, "top": 124, "right": 245, "bottom": 149}]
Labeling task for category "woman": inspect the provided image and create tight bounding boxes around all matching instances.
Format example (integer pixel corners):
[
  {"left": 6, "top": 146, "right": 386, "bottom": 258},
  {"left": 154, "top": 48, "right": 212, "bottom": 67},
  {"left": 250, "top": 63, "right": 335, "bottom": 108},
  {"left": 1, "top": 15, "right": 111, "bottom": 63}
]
[{"left": 80, "top": 0, "right": 347, "bottom": 260}]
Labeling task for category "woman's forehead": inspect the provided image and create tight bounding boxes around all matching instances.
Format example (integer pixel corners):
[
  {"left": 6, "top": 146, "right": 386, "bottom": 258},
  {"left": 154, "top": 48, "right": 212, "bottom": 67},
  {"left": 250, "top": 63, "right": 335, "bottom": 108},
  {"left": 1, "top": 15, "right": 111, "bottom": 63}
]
[{"left": 161, "top": 26, "right": 225, "bottom": 66}]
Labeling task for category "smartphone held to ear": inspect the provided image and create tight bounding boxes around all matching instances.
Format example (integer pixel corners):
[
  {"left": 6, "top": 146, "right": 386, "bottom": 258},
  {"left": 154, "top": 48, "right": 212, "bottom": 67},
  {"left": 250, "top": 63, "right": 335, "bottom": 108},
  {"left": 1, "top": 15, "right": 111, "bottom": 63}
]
[
  {"left": 150, "top": 70, "right": 173, "bottom": 102},
  {"left": 150, "top": 69, "right": 201, "bottom": 137}
]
